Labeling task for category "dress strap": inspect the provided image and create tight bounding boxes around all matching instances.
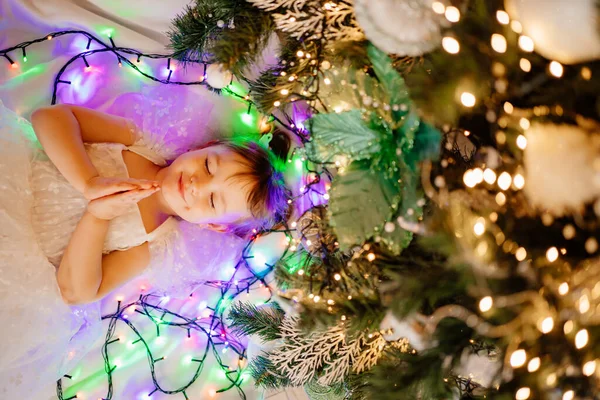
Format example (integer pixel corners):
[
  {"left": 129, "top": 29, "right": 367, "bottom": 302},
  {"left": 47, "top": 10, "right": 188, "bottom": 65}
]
[{"left": 125, "top": 119, "right": 169, "bottom": 167}]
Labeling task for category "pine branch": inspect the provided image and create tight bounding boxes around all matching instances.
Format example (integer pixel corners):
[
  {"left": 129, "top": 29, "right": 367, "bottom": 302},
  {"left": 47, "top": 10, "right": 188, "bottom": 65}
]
[
  {"left": 228, "top": 301, "right": 285, "bottom": 341},
  {"left": 209, "top": 9, "right": 275, "bottom": 74},
  {"left": 249, "top": 354, "right": 295, "bottom": 388},
  {"left": 168, "top": 0, "right": 274, "bottom": 73},
  {"left": 246, "top": 37, "right": 309, "bottom": 114},
  {"left": 168, "top": 0, "right": 236, "bottom": 62}
]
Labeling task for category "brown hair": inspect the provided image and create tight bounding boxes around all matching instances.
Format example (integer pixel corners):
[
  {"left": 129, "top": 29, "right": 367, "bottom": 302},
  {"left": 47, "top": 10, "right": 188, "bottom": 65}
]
[{"left": 206, "top": 131, "right": 292, "bottom": 239}]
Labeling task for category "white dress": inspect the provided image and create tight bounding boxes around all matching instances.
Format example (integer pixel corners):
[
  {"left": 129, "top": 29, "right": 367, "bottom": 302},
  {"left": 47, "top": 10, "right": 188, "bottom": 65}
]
[{"left": 0, "top": 100, "right": 246, "bottom": 399}]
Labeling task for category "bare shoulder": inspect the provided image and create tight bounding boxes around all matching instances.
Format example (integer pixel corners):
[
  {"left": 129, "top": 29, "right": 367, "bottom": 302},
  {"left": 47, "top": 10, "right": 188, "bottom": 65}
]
[{"left": 93, "top": 243, "right": 151, "bottom": 301}]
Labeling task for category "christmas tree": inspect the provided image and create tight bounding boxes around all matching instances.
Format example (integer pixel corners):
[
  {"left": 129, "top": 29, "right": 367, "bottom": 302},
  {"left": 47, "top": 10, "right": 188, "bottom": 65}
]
[{"left": 170, "top": 0, "right": 600, "bottom": 399}]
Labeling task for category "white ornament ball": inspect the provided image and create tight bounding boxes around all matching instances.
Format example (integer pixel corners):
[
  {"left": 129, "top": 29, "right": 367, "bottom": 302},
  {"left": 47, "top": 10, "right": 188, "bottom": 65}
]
[
  {"left": 205, "top": 63, "right": 233, "bottom": 89},
  {"left": 523, "top": 123, "right": 600, "bottom": 216},
  {"left": 379, "top": 310, "right": 427, "bottom": 351},
  {"left": 454, "top": 348, "right": 502, "bottom": 389},
  {"left": 505, "top": 0, "right": 600, "bottom": 64},
  {"left": 354, "top": 0, "right": 447, "bottom": 56}
]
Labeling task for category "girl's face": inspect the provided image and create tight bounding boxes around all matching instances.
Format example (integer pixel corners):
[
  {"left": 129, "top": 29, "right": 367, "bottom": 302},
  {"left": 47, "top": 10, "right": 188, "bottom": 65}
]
[{"left": 159, "top": 145, "right": 253, "bottom": 225}]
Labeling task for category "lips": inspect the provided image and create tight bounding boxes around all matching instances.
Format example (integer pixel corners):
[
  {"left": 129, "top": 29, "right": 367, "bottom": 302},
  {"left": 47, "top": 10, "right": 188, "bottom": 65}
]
[{"left": 179, "top": 174, "right": 187, "bottom": 204}]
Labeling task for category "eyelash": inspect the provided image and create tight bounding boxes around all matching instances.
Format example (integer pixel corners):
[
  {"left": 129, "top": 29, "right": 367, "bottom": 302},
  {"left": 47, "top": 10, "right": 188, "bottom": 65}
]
[
  {"left": 205, "top": 157, "right": 215, "bottom": 209},
  {"left": 205, "top": 157, "right": 211, "bottom": 175}
]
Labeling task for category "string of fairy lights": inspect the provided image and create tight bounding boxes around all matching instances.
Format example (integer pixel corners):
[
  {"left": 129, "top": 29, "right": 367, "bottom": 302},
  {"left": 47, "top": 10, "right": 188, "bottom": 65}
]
[
  {"left": 0, "top": 29, "right": 338, "bottom": 399},
  {"left": 421, "top": 2, "right": 600, "bottom": 400}
]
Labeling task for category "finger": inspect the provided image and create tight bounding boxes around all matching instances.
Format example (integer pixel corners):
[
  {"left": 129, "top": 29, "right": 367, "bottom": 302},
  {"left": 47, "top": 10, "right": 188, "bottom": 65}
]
[
  {"left": 103, "top": 187, "right": 149, "bottom": 201},
  {"left": 93, "top": 184, "right": 136, "bottom": 199},
  {"left": 122, "top": 178, "right": 160, "bottom": 189},
  {"left": 128, "top": 187, "right": 161, "bottom": 201}
]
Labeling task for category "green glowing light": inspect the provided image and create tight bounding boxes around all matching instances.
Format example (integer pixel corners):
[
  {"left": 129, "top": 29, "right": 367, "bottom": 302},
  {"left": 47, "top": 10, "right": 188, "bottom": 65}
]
[
  {"left": 295, "top": 158, "right": 303, "bottom": 170},
  {"left": 240, "top": 112, "right": 254, "bottom": 126},
  {"left": 23, "top": 56, "right": 27, "bottom": 63},
  {"left": 217, "top": 296, "right": 233, "bottom": 314},
  {"left": 101, "top": 28, "right": 114, "bottom": 38},
  {"left": 226, "top": 81, "right": 247, "bottom": 98}
]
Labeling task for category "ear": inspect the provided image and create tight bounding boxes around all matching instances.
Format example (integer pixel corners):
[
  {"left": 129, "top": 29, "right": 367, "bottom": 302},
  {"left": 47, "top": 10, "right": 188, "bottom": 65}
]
[{"left": 205, "top": 222, "right": 228, "bottom": 233}]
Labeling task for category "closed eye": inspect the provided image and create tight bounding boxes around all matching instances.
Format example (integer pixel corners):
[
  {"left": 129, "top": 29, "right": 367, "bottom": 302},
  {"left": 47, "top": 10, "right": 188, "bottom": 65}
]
[{"left": 205, "top": 157, "right": 215, "bottom": 210}]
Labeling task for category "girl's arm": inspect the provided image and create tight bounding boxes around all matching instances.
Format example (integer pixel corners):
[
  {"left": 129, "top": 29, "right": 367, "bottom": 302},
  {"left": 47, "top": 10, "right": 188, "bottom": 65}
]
[
  {"left": 30, "top": 105, "right": 137, "bottom": 193},
  {"left": 57, "top": 187, "right": 157, "bottom": 305},
  {"left": 57, "top": 212, "right": 150, "bottom": 305}
]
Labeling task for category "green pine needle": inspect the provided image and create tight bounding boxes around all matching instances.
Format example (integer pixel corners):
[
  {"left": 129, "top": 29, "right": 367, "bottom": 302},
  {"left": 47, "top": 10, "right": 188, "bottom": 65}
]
[{"left": 228, "top": 301, "right": 285, "bottom": 341}]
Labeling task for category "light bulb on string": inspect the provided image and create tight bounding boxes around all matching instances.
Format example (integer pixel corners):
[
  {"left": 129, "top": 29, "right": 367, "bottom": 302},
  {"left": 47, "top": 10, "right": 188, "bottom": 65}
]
[
  {"left": 479, "top": 296, "right": 493, "bottom": 312},
  {"left": 510, "top": 349, "right": 527, "bottom": 367},
  {"left": 442, "top": 37, "right": 460, "bottom": 54},
  {"left": 444, "top": 6, "right": 460, "bottom": 22},
  {"left": 563, "top": 391, "right": 574, "bottom": 400},
  {"left": 581, "top": 67, "right": 592, "bottom": 80},
  {"left": 3, "top": 54, "right": 17, "bottom": 69},
  {"left": 527, "top": 357, "right": 540, "bottom": 372},
  {"left": 460, "top": 92, "right": 476, "bottom": 107},
  {"left": 583, "top": 360, "right": 597, "bottom": 376},
  {"left": 579, "top": 295, "right": 590, "bottom": 314},
  {"left": 483, "top": 168, "right": 496, "bottom": 184},
  {"left": 520, "top": 58, "right": 532, "bottom": 72},
  {"left": 491, "top": 34, "right": 507, "bottom": 53},
  {"left": 463, "top": 169, "right": 478, "bottom": 188},
  {"left": 518, "top": 35, "right": 534, "bottom": 52},
  {"left": 546, "top": 247, "right": 559, "bottom": 262},
  {"left": 575, "top": 329, "right": 589, "bottom": 349},
  {"left": 498, "top": 172, "right": 512, "bottom": 190},
  {"left": 539, "top": 317, "right": 554, "bottom": 333},
  {"left": 513, "top": 173, "right": 525, "bottom": 189},
  {"left": 474, "top": 218, "right": 486, "bottom": 236},
  {"left": 496, "top": 10, "right": 510, "bottom": 24},
  {"left": 516, "top": 387, "right": 531, "bottom": 400},
  {"left": 559, "top": 282, "right": 569, "bottom": 295},
  {"left": 432, "top": 1, "right": 445, "bottom": 14},
  {"left": 549, "top": 61, "right": 564, "bottom": 78}
]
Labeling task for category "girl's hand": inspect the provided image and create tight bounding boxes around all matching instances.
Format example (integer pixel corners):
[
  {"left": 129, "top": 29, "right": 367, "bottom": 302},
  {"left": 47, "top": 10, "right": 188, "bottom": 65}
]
[
  {"left": 87, "top": 187, "right": 160, "bottom": 220},
  {"left": 84, "top": 176, "right": 159, "bottom": 200}
]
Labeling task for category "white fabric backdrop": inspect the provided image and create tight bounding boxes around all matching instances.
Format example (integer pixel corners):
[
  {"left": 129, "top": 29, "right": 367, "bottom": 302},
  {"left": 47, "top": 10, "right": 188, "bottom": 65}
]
[{"left": 0, "top": 1, "right": 309, "bottom": 399}]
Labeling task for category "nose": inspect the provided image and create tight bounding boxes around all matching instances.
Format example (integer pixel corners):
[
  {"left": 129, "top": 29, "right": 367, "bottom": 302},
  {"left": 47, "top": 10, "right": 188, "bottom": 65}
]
[
  {"left": 189, "top": 175, "right": 210, "bottom": 196},
  {"left": 189, "top": 176, "right": 201, "bottom": 195}
]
